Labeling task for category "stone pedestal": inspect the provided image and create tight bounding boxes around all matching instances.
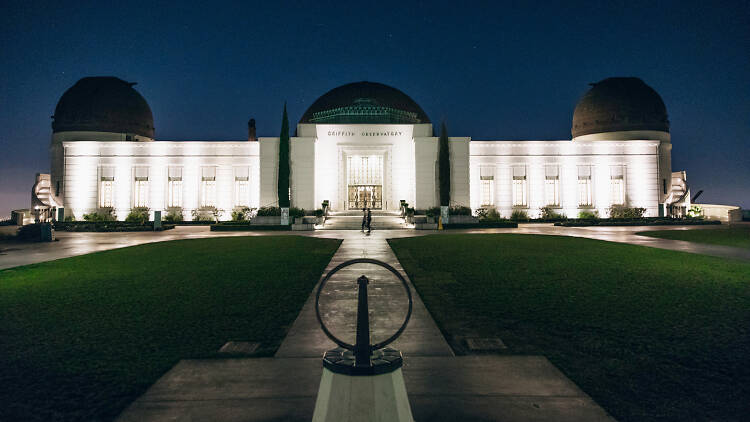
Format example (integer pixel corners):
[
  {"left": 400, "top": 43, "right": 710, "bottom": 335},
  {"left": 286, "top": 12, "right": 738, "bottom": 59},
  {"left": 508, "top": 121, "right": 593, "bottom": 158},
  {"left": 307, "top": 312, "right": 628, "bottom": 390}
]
[
  {"left": 281, "top": 207, "right": 289, "bottom": 225},
  {"left": 440, "top": 205, "right": 449, "bottom": 224},
  {"left": 312, "top": 366, "right": 414, "bottom": 422}
]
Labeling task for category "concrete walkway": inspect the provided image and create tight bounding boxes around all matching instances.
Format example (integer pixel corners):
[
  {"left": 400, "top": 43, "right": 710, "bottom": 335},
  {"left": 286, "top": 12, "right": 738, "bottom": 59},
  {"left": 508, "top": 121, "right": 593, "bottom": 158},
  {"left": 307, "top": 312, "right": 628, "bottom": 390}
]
[
  {"left": 2, "top": 224, "right": 749, "bottom": 271},
  {"left": 117, "top": 230, "right": 616, "bottom": 421},
  {"left": 275, "top": 231, "right": 453, "bottom": 358}
]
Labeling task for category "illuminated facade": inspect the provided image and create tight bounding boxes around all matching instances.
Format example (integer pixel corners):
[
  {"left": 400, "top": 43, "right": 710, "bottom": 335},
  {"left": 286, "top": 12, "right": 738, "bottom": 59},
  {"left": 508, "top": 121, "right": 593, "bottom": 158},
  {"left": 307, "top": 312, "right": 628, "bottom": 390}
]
[{"left": 38, "top": 77, "right": 690, "bottom": 222}]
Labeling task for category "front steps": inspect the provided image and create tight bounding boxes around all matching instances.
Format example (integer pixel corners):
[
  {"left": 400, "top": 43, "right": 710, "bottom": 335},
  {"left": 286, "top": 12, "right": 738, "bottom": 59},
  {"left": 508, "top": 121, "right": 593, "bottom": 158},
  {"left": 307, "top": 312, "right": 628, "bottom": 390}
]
[{"left": 322, "top": 210, "right": 406, "bottom": 230}]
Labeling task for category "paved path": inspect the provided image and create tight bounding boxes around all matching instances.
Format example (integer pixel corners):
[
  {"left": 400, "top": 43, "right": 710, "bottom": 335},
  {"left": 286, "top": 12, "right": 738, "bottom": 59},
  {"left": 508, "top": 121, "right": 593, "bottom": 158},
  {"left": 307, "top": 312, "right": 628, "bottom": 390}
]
[
  {"left": 2, "top": 224, "right": 749, "bottom": 271},
  {"left": 275, "top": 231, "right": 453, "bottom": 357}
]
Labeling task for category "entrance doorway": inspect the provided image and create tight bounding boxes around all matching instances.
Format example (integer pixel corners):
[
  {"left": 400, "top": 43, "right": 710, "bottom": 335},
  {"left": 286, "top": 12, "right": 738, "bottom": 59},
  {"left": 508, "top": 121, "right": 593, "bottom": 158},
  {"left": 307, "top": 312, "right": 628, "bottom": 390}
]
[{"left": 347, "top": 155, "right": 383, "bottom": 210}]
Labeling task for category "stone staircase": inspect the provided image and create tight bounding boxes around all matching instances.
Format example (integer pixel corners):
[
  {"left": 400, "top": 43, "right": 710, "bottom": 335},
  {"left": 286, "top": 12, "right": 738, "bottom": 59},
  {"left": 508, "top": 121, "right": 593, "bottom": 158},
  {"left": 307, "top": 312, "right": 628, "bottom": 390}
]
[{"left": 322, "top": 210, "right": 405, "bottom": 230}]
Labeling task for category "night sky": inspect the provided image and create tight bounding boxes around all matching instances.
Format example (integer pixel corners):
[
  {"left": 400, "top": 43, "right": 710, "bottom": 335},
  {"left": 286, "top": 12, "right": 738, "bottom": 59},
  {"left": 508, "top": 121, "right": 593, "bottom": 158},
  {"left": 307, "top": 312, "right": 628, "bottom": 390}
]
[{"left": 1, "top": 1, "right": 748, "bottom": 215}]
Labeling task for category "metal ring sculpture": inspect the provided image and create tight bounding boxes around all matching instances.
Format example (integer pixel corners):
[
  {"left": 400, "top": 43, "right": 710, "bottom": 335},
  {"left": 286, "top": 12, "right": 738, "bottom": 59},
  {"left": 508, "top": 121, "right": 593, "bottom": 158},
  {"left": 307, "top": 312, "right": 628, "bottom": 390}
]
[{"left": 315, "top": 258, "right": 413, "bottom": 351}]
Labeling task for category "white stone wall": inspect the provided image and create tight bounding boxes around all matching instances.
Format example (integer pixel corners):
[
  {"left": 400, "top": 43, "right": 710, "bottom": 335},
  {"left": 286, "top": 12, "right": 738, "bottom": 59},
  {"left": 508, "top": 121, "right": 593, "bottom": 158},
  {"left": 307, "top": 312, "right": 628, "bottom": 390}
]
[
  {"left": 63, "top": 141, "right": 259, "bottom": 221},
  {"left": 469, "top": 140, "right": 661, "bottom": 218}
]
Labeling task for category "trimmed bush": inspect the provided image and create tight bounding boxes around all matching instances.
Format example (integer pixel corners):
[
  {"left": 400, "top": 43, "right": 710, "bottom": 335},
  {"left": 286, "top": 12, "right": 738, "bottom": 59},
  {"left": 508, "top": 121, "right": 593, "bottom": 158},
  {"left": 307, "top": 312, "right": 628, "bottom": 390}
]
[
  {"left": 257, "top": 206, "right": 281, "bottom": 216},
  {"left": 540, "top": 206, "right": 566, "bottom": 220},
  {"left": 314, "top": 208, "right": 324, "bottom": 218},
  {"left": 289, "top": 207, "right": 305, "bottom": 220},
  {"left": 480, "top": 208, "right": 506, "bottom": 222},
  {"left": 449, "top": 206, "right": 472, "bottom": 216},
  {"left": 125, "top": 207, "right": 150, "bottom": 224},
  {"left": 192, "top": 206, "right": 222, "bottom": 222},
  {"left": 510, "top": 209, "right": 529, "bottom": 221},
  {"left": 578, "top": 210, "right": 599, "bottom": 220},
  {"left": 83, "top": 208, "right": 116, "bottom": 222},
  {"left": 163, "top": 207, "right": 184, "bottom": 223},
  {"left": 231, "top": 206, "right": 254, "bottom": 221},
  {"left": 608, "top": 205, "right": 646, "bottom": 219}
]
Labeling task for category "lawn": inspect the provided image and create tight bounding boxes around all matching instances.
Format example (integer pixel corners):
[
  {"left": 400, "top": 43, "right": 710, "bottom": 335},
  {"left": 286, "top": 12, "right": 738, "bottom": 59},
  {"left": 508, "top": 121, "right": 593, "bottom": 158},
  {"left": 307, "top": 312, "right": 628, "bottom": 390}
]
[
  {"left": 0, "top": 236, "right": 340, "bottom": 421},
  {"left": 388, "top": 234, "right": 750, "bottom": 422},
  {"left": 638, "top": 226, "right": 750, "bottom": 249}
]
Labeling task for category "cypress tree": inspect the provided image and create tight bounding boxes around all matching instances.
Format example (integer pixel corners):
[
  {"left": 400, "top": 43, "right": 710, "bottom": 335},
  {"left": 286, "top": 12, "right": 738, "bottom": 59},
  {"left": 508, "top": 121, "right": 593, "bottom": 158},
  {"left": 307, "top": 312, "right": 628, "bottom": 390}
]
[
  {"left": 438, "top": 121, "right": 451, "bottom": 206},
  {"left": 278, "top": 103, "right": 290, "bottom": 208}
]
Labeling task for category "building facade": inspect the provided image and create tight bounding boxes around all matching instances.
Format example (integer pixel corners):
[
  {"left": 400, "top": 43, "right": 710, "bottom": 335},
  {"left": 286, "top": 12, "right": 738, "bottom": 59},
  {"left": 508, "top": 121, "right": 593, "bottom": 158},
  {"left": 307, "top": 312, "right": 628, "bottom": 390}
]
[{"left": 35, "top": 77, "right": 690, "bottom": 222}]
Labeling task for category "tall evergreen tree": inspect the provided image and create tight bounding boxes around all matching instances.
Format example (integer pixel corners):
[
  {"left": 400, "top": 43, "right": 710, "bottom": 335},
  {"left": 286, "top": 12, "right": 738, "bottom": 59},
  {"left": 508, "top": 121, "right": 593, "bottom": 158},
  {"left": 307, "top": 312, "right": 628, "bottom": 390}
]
[
  {"left": 278, "top": 103, "right": 290, "bottom": 208},
  {"left": 438, "top": 121, "right": 451, "bottom": 206}
]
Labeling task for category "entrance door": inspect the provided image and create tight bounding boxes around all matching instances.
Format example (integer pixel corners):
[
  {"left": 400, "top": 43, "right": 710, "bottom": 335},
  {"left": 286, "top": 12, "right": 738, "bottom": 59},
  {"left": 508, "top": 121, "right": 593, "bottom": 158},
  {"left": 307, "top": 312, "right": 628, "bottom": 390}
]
[
  {"left": 347, "top": 155, "right": 383, "bottom": 210},
  {"left": 348, "top": 185, "right": 382, "bottom": 209}
]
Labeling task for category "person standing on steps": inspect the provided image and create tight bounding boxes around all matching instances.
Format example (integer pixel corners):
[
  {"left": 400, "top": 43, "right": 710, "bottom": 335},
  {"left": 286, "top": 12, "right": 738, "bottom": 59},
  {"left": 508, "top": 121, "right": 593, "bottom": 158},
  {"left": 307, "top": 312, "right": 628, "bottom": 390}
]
[
  {"left": 366, "top": 208, "right": 372, "bottom": 233},
  {"left": 361, "top": 207, "right": 367, "bottom": 232}
]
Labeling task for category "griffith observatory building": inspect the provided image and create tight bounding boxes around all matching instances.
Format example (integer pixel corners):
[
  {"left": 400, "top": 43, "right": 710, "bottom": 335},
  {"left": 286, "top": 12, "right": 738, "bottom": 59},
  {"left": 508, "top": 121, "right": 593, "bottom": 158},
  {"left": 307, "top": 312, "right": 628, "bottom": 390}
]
[{"left": 32, "top": 77, "right": 692, "bottom": 221}]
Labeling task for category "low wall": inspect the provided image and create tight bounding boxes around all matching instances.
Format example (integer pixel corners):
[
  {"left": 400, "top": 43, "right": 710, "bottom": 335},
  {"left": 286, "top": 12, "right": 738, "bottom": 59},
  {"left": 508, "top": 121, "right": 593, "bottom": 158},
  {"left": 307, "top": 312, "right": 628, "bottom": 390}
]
[
  {"left": 251, "top": 216, "right": 282, "bottom": 225},
  {"left": 693, "top": 204, "right": 742, "bottom": 223}
]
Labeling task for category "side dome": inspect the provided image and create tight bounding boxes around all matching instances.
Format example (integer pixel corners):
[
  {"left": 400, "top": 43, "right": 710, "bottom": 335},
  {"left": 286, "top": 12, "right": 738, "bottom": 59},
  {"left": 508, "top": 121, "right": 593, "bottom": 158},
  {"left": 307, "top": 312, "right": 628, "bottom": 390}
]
[
  {"left": 300, "top": 81, "right": 430, "bottom": 124},
  {"left": 52, "top": 76, "right": 155, "bottom": 138},
  {"left": 571, "top": 77, "right": 669, "bottom": 139}
]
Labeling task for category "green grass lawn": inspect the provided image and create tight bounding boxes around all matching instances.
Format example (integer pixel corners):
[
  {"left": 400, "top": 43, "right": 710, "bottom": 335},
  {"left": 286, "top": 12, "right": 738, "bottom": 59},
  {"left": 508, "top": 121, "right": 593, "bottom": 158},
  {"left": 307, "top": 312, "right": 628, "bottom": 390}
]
[
  {"left": 0, "top": 236, "right": 340, "bottom": 422},
  {"left": 638, "top": 226, "right": 750, "bottom": 249},
  {"left": 389, "top": 234, "right": 750, "bottom": 422}
]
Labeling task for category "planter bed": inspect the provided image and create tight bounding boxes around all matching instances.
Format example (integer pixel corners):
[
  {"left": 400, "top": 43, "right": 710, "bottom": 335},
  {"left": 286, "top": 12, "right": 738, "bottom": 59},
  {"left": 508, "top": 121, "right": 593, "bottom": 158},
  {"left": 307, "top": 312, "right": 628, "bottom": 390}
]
[
  {"left": 555, "top": 219, "right": 721, "bottom": 227},
  {"left": 210, "top": 224, "right": 292, "bottom": 231},
  {"left": 444, "top": 222, "right": 518, "bottom": 229},
  {"left": 54, "top": 222, "right": 175, "bottom": 232}
]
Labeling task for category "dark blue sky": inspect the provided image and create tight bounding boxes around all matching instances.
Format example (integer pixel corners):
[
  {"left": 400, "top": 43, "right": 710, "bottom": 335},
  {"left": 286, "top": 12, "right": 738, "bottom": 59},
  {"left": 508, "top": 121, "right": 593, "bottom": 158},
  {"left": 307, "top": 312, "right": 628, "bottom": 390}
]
[{"left": 1, "top": 1, "right": 748, "bottom": 215}]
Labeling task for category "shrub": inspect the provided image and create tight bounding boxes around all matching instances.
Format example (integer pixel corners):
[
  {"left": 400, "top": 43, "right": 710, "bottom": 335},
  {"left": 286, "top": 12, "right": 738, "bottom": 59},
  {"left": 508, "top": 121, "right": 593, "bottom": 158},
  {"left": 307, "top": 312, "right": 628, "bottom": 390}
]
[
  {"left": 688, "top": 205, "right": 703, "bottom": 218},
  {"left": 314, "top": 208, "right": 324, "bottom": 218},
  {"left": 608, "top": 205, "right": 646, "bottom": 219},
  {"left": 231, "top": 206, "right": 253, "bottom": 221},
  {"left": 163, "top": 207, "right": 184, "bottom": 223},
  {"left": 406, "top": 207, "right": 415, "bottom": 217},
  {"left": 17, "top": 223, "right": 42, "bottom": 240},
  {"left": 449, "top": 206, "right": 472, "bottom": 216},
  {"left": 289, "top": 207, "right": 305, "bottom": 220},
  {"left": 578, "top": 210, "right": 599, "bottom": 220},
  {"left": 481, "top": 208, "right": 505, "bottom": 222},
  {"left": 257, "top": 206, "right": 281, "bottom": 216},
  {"left": 63, "top": 215, "right": 75, "bottom": 222},
  {"left": 540, "top": 206, "right": 566, "bottom": 220},
  {"left": 425, "top": 207, "right": 442, "bottom": 218},
  {"left": 510, "top": 209, "right": 529, "bottom": 221},
  {"left": 125, "top": 207, "right": 150, "bottom": 224},
  {"left": 83, "top": 208, "right": 116, "bottom": 222},
  {"left": 192, "top": 206, "right": 222, "bottom": 222}
]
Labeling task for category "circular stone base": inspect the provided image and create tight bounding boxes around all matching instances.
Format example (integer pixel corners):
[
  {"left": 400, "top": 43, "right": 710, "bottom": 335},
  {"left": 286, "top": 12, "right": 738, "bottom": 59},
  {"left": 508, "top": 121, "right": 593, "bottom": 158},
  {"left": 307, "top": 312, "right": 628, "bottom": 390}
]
[{"left": 322, "top": 347, "right": 403, "bottom": 375}]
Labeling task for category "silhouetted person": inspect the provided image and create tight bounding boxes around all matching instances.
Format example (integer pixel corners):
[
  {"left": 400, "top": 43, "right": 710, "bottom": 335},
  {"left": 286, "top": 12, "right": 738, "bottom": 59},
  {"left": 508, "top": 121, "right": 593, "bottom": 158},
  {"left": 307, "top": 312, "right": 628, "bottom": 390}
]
[
  {"left": 361, "top": 207, "right": 367, "bottom": 232},
  {"left": 366, "top": 208, "right": 372, "bottom": 233}
]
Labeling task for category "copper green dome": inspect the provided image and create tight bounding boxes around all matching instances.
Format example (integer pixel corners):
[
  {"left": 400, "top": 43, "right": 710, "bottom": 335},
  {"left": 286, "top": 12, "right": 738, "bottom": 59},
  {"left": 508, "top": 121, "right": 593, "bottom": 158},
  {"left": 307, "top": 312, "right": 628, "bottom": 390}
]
[
  {"left": 300, "top": 81, "right": 430, "bottom": 124},
  {"left": 572, "top": 77, "right": 669, "bottom": 138},
  {"left": 52, "top": 76, "right": 155, "bottom": 138}
]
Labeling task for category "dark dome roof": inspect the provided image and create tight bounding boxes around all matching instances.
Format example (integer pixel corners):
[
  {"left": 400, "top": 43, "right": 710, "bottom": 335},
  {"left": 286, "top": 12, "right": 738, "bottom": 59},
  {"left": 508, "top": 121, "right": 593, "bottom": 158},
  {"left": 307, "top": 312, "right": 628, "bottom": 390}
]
[
  {"left": 52, "top": 76, "right": 155, "bottom": 138},
  {"left": 572, "top": 77, "right": 669, "bottom": 138},
  {"left": 300, "top": 81, "right": 430, "bottom": 124}
]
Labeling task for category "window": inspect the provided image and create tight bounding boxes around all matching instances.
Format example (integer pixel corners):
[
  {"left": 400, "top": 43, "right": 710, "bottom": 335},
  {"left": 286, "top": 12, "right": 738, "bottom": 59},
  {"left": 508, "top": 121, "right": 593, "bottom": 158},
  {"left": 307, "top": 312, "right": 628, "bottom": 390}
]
[
  {"left": 133, "top": 167, "right": 149, "bottom": 207},
  {"left": 201, "top": 166, "right": 216, "bottom": 207},
  {"left": 99, "top": 167, "right": 114, "bottom": 208},
  {"left": 544, "top": 165, "right": 560, "bottom": 206},
  {"left": 578, "top": 165, "right": 592, "bottom": 206},
  {"left": 167, "top": 167, "right": 183, "bottom": 207},
  {"left": 235, "top": 166, "right": 250, "bottom": 207},
  {"left": 480, "top": 166, "right": 494, "bottom": 206},
  {"left": 512, "top": 166, "right": 527, "bottom": 207},
  {"left": 610, "top": 165, "right": 624, "bottom": 205}
]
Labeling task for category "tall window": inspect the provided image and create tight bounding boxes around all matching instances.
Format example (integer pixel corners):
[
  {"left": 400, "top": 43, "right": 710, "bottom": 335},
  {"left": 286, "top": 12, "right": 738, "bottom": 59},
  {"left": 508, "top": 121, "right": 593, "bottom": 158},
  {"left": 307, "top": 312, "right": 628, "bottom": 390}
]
[
  {"left": 167, "top": 167, "right": 183, "bottom": 207},
  {"left": 544, "top": 165, "right": 560, "bottom": 206},
  {"left": 99, "top": 167, "right": 114, "bottom": 208},
  {"left": 610, "top": 165, "right": 625, "bottom": 205},
  {"left": 201, "top": 166, "right": 216, "bottom": 207},
  {"left": 133, "top": 167, "right": 149, "bottom": 207},
  {"left": 512, "top": 166, "right": 527, "bottom": 207},
  {"left": 234, "top": 166, "right": 250, "bottom": 207},
  {"left": 578, "top": 165, "right": 592, "bottom": 206},
  {"left": 480, "top": 166, "right": 494, "bottom": 206}
]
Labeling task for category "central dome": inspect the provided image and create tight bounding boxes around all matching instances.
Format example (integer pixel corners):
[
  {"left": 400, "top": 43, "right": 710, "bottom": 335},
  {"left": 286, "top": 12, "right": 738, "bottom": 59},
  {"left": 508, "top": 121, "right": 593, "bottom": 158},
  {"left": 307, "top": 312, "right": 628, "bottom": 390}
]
[{"left": 300, "top": 81, "right": 430, "bottom": 124}]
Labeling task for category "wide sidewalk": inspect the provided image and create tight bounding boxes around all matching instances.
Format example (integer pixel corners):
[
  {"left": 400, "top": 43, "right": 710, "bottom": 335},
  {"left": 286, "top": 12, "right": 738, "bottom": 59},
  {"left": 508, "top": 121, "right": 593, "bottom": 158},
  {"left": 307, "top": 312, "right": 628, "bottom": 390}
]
[{"left": 1, "top": 223, "right": 749, "bottom": 270}]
